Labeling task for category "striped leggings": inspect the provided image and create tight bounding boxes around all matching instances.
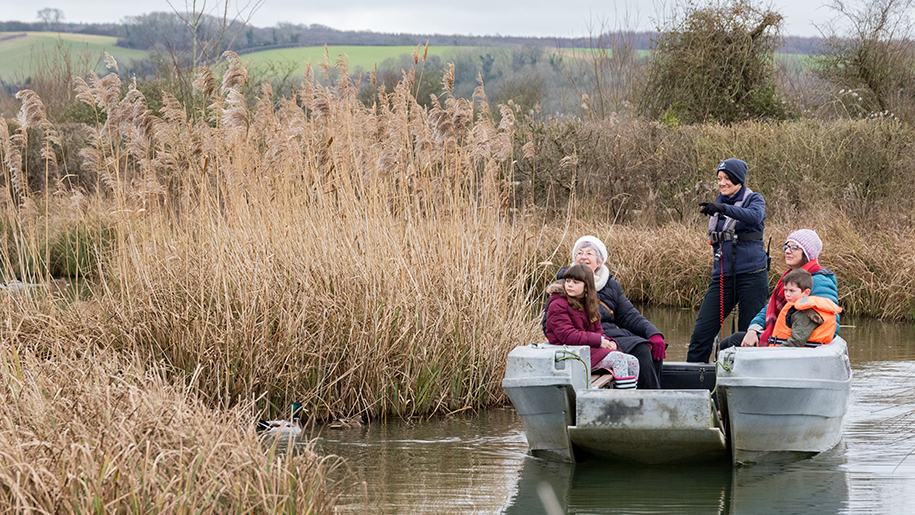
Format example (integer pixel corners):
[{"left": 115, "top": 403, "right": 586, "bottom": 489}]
[{"left": 595, "top": 351, "right": 640, "bottom": 379}]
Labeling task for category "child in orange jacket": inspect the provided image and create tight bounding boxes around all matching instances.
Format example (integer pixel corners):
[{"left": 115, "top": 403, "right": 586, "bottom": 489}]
[{"left": 768, "top": 268, "right": 842, "bottom": 347}]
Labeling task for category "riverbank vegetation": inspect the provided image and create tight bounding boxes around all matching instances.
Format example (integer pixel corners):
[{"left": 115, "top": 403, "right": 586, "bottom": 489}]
[
  {"left": 0, "top": 306, "right": 339, "bottom": 511},
  {"left": 2, "top": 51, "right": 912, "bottom": 418}
]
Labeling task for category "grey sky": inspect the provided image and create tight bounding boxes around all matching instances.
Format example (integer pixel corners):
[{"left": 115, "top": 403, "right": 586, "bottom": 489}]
[{"left": 3, "top": 1, "right": 839, "bottom": 37}]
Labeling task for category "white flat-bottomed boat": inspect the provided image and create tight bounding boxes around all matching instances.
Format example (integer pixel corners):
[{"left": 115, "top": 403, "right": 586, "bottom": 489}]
[{"left": 502, "top": 338, "right": 851, "bottom": 465}]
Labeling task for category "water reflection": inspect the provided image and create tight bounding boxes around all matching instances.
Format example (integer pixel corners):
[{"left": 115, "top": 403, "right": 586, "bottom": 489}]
[
  {"left": 319, "top": 410, "right": 530, "bottom": 513},
  {"left": 502, "top": 451, "right": 850, "bottom": 514},
  {"left": 503, "top": 458, "right": 732, "bottom": 514}
]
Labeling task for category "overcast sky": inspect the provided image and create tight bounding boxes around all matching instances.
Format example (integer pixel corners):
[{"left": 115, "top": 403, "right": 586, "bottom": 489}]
[{"left": 2, "top": 1, "right": 841, "bottom": 37}]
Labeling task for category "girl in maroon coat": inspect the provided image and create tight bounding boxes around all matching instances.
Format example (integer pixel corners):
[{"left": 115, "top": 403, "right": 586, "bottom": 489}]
[{"left": 544, "top": 264, "right": 640, "bottom": 387}]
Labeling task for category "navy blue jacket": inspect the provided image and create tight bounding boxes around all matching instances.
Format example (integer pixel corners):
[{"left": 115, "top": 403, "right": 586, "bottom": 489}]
[{"left": 709, "top": 189, "right": 768, "bottom": 278}]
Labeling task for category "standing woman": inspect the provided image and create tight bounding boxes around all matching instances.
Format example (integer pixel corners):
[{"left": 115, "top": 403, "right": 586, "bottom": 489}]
[
  {"left": 546, "top": 235, "right": 667, "bottom": 389},
  {"left": 686, "top": 158, "right": 769, "bottom": 363}
]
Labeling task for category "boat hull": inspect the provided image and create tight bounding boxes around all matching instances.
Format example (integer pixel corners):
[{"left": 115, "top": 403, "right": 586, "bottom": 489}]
[
  {"left": 570, "top": 389, "right": 727, "bottom": 464},
  {"left": 502, "top": 344, "right": 590, "bottom": 462},
  {"left": 717, "top": 337, "right": 852, "bottom": 464},
  {"left": 502, "top": 346, "right": 727, "bottom": 464},
  {"left": 503, "top": 384, "right": 576, "bottom": 462}
]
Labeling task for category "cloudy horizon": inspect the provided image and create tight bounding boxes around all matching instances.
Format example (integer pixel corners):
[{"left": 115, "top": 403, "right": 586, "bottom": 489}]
[{"left": 2, "top": 1, "right": 843, "bottom": 38}]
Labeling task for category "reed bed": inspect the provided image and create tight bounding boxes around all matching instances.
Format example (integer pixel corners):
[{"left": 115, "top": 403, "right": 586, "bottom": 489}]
[
  {"left": 1, "top": 53, "right": 912, "bottom": 413},
  {"left": 1, "top": 54, "right": 912, "bottom": 430},
  {"left": 0, "top": 297, "right": 338, "bottom": 513},
  {"left": 0, "top": 55, "right": 549, "bottom": 423},
  {"left": 102, "top": 209, "right": 546, "bottom": 419}
]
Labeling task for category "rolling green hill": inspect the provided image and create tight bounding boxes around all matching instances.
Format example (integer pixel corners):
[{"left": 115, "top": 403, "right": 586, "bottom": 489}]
[
  {"left": 0, "top": 33, "right": 814, "bottom": 84},
  {"left": 239, "top": 45, "right": 482, "bottom": 77},
  {"left": 0, "top": 32, "right": 147, "bottom": 81}
]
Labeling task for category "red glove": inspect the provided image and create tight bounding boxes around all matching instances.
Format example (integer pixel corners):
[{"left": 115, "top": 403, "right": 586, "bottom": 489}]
[{"left": 648, "top": 334, "right": 666, "bottom": 361}]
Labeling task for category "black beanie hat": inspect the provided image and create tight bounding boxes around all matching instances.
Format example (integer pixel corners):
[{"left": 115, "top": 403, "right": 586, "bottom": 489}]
[{"left": 716, "top": 158, "right": 748, "bottom": 185}]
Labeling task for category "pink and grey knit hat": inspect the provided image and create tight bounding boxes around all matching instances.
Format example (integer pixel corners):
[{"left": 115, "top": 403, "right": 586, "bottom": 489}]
[{"left": 786, "top": 229, "right": 823, "bottom": 261}]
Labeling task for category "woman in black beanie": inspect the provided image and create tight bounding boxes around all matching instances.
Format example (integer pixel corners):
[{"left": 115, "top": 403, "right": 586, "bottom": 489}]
[{"left": 686, "top": 158, "right": 769, "bottom": 363}]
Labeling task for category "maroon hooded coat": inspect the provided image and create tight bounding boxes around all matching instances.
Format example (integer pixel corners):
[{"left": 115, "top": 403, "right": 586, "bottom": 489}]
[{"left": 544, "top": 293, "right": 611, "bottom": 369}]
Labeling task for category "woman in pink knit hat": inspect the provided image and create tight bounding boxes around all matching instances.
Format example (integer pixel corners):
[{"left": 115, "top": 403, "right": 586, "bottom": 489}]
[{"left": 717, "top": 228, "right": 840, "bottom": 351}]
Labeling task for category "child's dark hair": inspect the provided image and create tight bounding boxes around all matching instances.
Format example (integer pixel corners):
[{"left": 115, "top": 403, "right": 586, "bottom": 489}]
[
  {"left": 561, "top": 264, "right": 601, "bottom": 323},
  {"left": 783, "top": 268, "right": 813, "bottom": 291}
]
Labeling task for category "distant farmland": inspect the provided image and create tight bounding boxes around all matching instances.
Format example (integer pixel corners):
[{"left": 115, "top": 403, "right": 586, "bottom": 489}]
[
  {"left": 238, "top": 45, "right": 486, "bottom": 77},
  {"left": 0, "top": 32, "right": 147, "bottom": 81},
  {"left": 239, "top": 45, "right": 814, "bottom": 79},
  {"left": 0, "top": 34, "right": 814, "bottom": 84}
]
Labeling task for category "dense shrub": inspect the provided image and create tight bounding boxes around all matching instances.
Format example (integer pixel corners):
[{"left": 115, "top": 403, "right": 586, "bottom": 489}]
[
  {"left": 515, "top": 117, "right": 915, "bottom": 227},
  {"left": 638, "top": 0, "right": 791, "bottom": 124}
]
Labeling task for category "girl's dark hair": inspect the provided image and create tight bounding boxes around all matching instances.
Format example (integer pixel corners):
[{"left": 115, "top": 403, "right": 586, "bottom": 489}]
[{"left": 562, "top": 264, "right": 601, "bottom": 323}]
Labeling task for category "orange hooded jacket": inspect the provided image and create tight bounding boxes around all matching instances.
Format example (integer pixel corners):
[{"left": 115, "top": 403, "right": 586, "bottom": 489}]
[{"left": 770, "top": 296, "right": 842, "bottom": 345}]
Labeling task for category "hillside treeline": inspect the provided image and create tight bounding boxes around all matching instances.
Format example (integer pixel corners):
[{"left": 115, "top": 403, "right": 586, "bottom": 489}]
[{"left": 0, "top": 14, "right": 824, "bottom": 54}]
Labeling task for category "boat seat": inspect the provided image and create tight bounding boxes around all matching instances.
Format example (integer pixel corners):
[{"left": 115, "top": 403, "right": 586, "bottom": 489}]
[{"left": 590, "top": 374, "right": 614, "bottom": 389}]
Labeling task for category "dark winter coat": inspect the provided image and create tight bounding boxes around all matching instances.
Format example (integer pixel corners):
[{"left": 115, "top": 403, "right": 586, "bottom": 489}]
[
  {"left": 708, "top": 186, "right": 768, "bottom": 278},
  {"left": 543, "top": 293, "right": 611, "bottom": 369}
]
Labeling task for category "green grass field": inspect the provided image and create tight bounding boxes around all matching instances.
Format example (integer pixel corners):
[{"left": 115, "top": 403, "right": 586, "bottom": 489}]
[
  {"left": 0, "top": 32, "right": 148, "bottom": 81},
  {"left": 239, "top": 45, "right": 485, "bottom": 77},
  {"left": 0, "top": 33, "right": 815, "bottom": 84}
]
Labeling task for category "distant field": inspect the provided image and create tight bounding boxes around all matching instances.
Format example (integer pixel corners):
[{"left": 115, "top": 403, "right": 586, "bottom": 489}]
[
  {"left": 0, "top": 32, "right": 147, "bottom": 81},
  {"left": 239, "top": 45, "right": 488, "bottom": 77},
  {"left": 0, "top": 34, "right": 815, "bottom": 84}
]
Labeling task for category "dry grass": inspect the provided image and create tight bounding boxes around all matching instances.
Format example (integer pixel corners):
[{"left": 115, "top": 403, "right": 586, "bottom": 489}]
[
  {"left": 0, "top": 297, "right": 339, "bottom": 513},
  {"left": 82, "top": 58, "right": 546, "bottom": 420},
  {"left": 516, "top": 117, "right": 915, "bottom": 228},
  {"left": 3, "top": 57, "right": 547, "bottom": 424}
]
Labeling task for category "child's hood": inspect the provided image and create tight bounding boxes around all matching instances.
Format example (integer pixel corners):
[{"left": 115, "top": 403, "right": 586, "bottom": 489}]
[
  {"left": 795, "top": 295, "right": 842, "bottom": 314},
  {"left": 546, "top": 280, "right": 565, "bottom": 295}
]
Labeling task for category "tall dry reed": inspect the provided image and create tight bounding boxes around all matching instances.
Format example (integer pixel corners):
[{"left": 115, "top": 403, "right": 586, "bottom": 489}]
[
  {"left": 12, "top": 55, "right": 546, "bottom": 422},
  {"left": 0, "top": 296, "right": 339, "bottom": 513}
]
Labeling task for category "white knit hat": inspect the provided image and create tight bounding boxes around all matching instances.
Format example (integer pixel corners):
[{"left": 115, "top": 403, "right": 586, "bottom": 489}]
[{"left": 571, "top": 235, "right": 608, "bottom": 264}]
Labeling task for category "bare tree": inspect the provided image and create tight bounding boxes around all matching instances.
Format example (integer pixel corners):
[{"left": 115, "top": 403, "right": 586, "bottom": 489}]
[
  {"left": 558, "top": 9, "right": 644, "bottom": 120},
  {"left": 165, "top": 0, "right": 265, "bottom": 70},
  {"left": 151, "top": 0, "right": 265, "bottom": 119},
  {"left": 36, "top": 7, "right": 64, "bottom": 31},
  {"left": 817, "top": 0, "right": 915, "bottom": 119}
]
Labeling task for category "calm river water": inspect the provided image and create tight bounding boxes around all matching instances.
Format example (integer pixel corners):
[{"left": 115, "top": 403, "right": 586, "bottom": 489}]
[{"left": 309, "top": 308, "right": 915, "bottom": 514}]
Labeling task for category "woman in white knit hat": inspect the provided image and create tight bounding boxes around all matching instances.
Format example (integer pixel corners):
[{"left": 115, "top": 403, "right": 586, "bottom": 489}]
[
  {"left": 718, "top": 228, "right": 840, "bottom": 351},
  {"left": 542, "top": 235, "right": 667, "bottom": 389}
]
